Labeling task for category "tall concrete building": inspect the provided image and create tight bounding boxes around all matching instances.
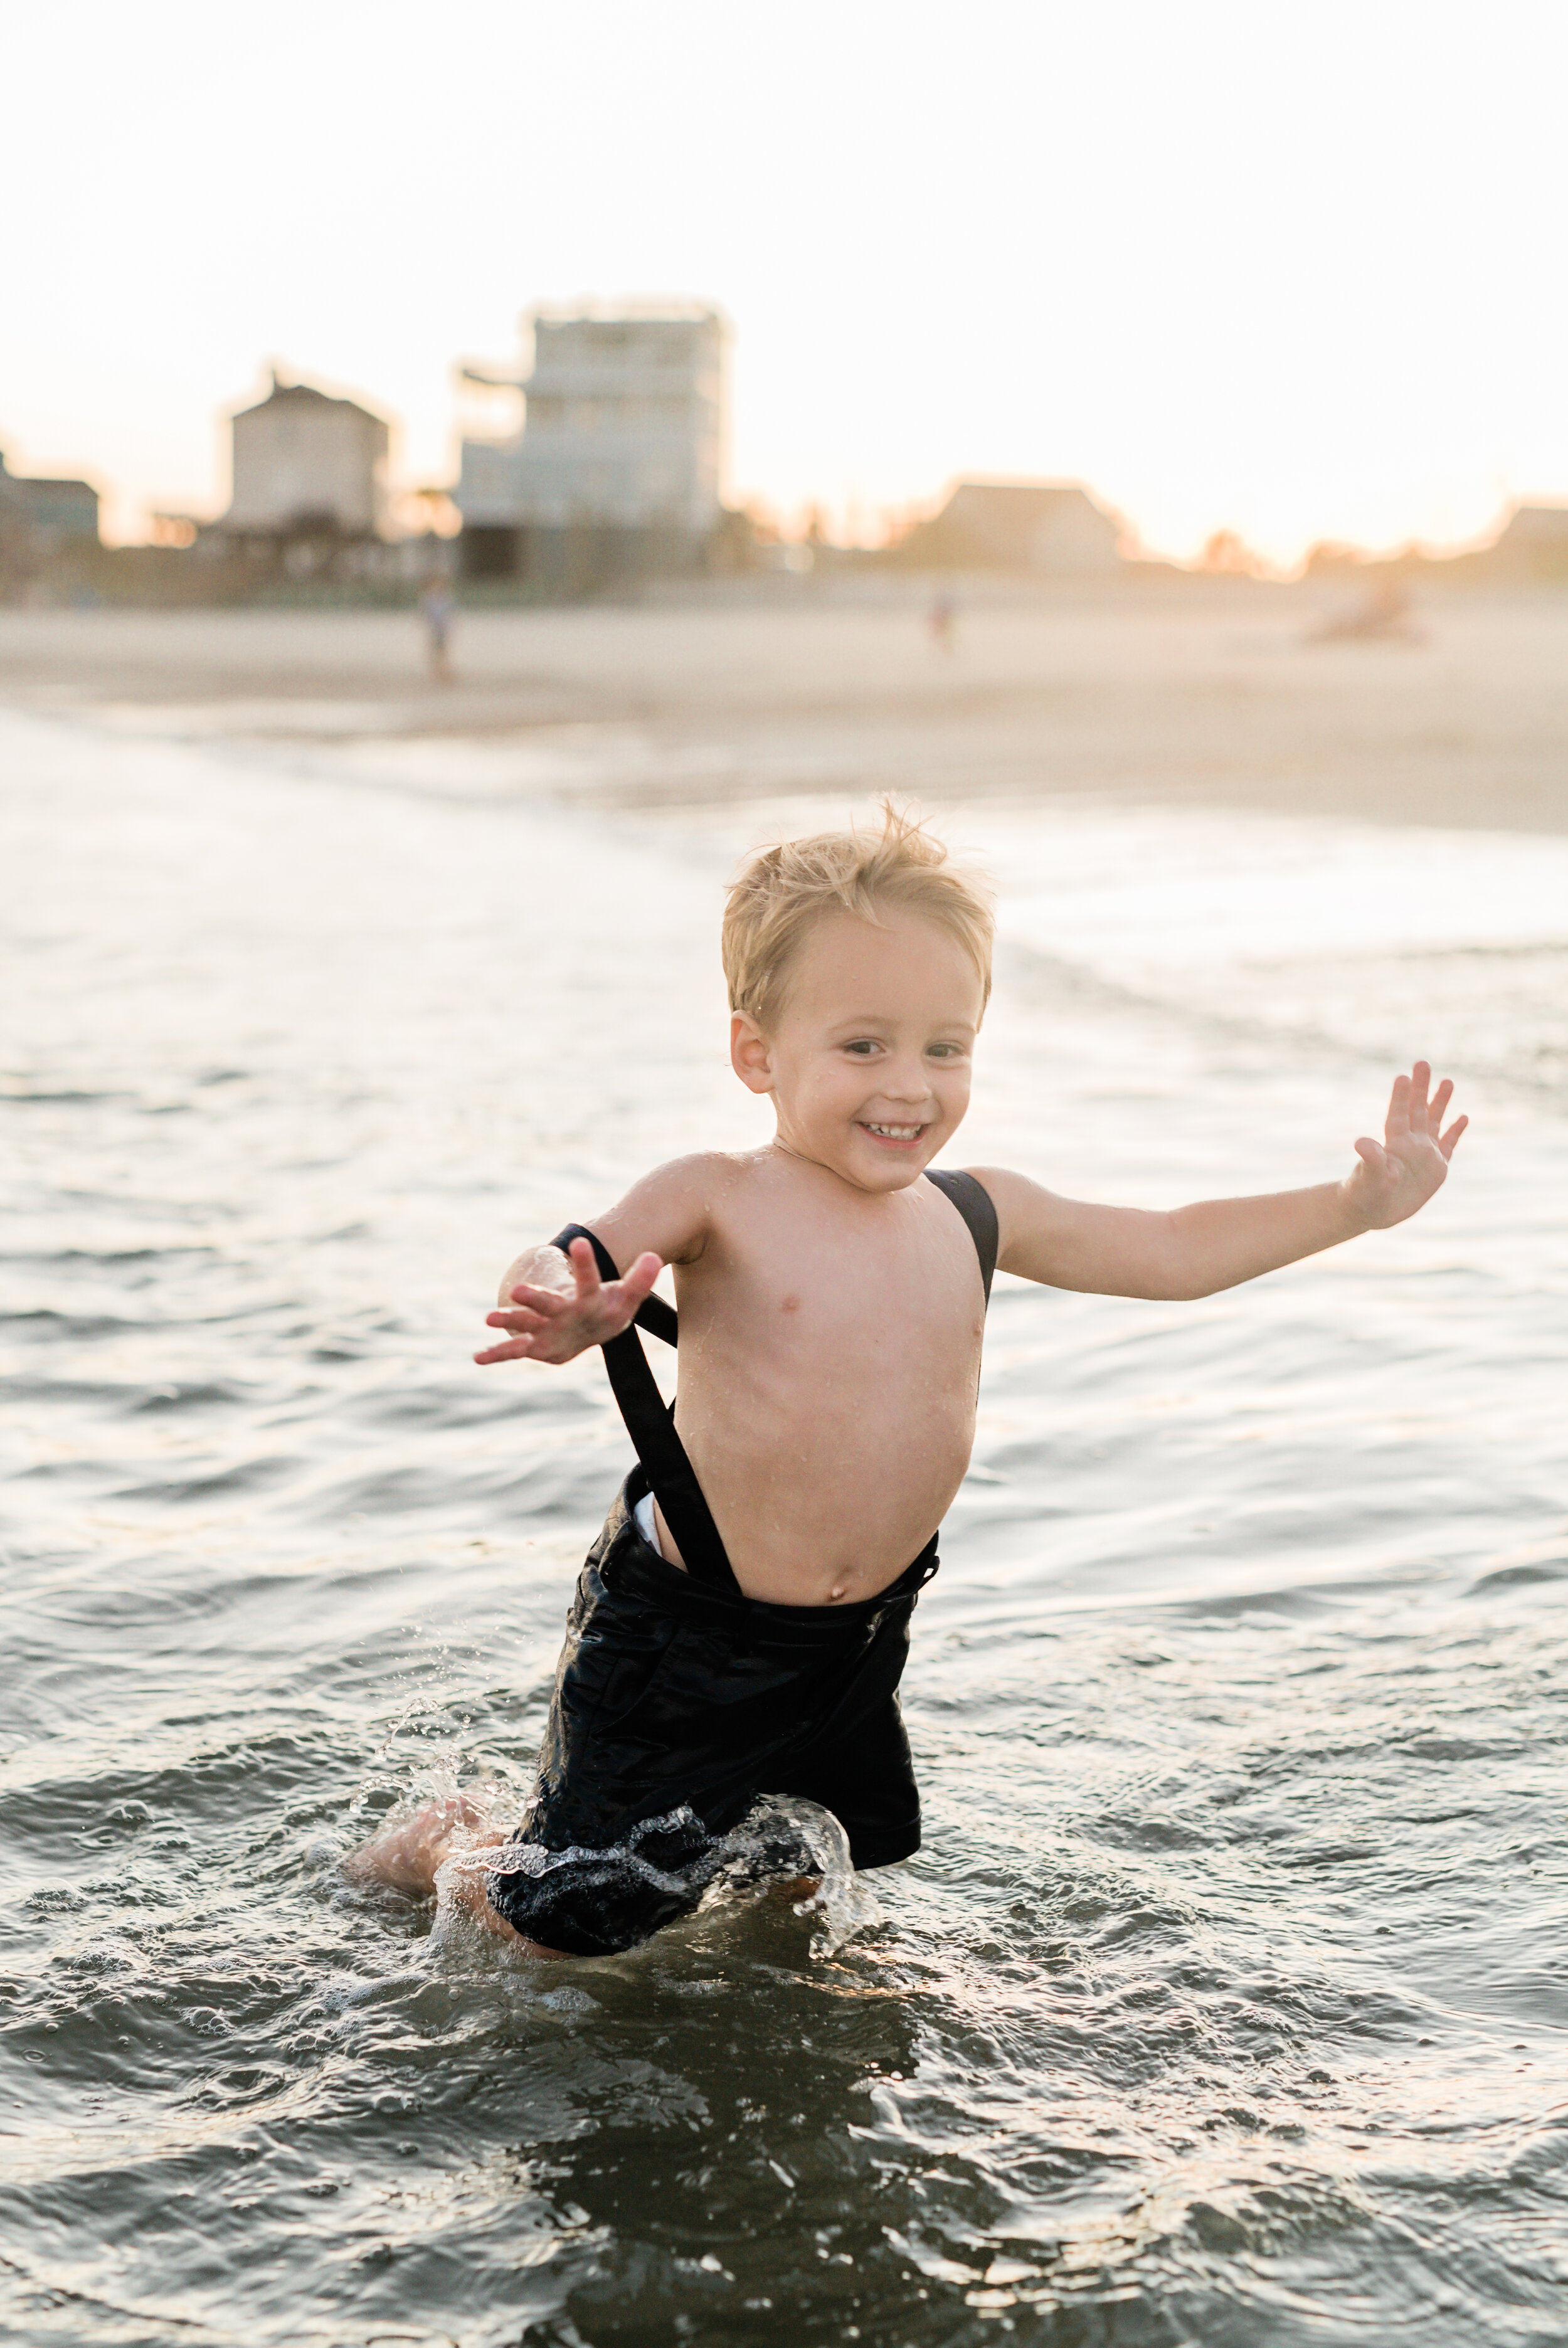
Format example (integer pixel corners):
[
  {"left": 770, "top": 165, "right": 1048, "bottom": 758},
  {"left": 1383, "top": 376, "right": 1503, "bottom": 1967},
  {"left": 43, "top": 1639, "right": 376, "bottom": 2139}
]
[{"left": 455, "top": 306, "right": 724, "bottom": 587}]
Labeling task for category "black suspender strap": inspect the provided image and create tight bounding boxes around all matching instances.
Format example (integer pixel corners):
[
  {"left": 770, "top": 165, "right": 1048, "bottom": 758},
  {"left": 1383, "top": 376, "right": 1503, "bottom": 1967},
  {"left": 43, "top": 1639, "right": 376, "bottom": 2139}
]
[
  {"left": 924, "top": 1168, "right": 999, "bottom": 1303},
  {"left": 550, "top": 1178, "right": 993, "bottom": 1592},
  {"left": 548, "top": 1225, "right": 738, "bottom": 1592}
]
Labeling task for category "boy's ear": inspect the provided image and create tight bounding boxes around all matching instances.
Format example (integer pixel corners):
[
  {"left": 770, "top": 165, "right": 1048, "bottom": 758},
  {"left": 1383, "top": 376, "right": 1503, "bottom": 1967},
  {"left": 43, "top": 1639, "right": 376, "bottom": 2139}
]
[{"left": 730, "top": 1012, "right": 775, "bottom": 1094}]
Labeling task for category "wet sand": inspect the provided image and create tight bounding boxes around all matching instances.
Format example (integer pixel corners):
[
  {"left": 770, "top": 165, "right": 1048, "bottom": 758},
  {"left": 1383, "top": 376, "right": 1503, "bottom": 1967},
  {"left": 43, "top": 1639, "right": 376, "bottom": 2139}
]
[{"left": 2, "top": 580, "right": 1565, "bottom": 832}]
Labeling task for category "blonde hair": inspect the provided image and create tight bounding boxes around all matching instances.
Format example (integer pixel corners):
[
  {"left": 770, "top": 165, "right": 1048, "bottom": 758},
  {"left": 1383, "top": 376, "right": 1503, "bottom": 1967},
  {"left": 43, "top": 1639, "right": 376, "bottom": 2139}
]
[{"left": 722, "top": 801, "right": 995, "bottom": 1032}]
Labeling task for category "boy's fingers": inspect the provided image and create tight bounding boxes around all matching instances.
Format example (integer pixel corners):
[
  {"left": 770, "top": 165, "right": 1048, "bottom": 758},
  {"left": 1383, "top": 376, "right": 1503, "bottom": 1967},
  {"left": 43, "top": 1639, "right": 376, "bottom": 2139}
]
[
  {"left": 1429, "top": 1076, "right": 1453, "bottom": 1128},
  {"left": 1438, "top": 1113, "right": 1468, "bottom": 1160},
  {"left": 1384, "top": 1072, "right": 1411, "bottom": 1136},
  {"left": 568, "top": 1237, "right": 603, "bottom": 1297},
  {"left": 594, "top": 1256, "right": 665, "bottom": 1336},
  {"left": 1408, "top": 1061, "right": 1431, "bottom": 1121},
  {"left": 1353, "top": 1136, "right": 1388, "bottom": 1170},
  {"left": 487, "top": 1241, "right": 664, "bottom": 1356}
]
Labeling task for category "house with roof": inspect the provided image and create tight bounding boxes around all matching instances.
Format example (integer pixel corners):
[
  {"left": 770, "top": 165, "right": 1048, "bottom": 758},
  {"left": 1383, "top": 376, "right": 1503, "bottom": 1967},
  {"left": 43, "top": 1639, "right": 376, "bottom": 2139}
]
[
  {"left": 0, "top": 448, "right": 100, "bottom": 542},
  {"left": 221, "top": 373, "right": 391, "bottom": 547},
  {"left": 1487, "top": 502, "right": 1568, "bottom": 578},
  {"left": 0, "top": 448, "right": 102, "bottom": 593},
  {"left": 893, "top": 479, "right": 1127, "bottom": 573}
]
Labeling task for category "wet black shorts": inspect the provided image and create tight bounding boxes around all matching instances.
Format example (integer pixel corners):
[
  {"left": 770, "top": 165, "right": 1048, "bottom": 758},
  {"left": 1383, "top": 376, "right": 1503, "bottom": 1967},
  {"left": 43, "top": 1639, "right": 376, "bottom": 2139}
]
[{"left": 484, "top": 1473, "right": 937, "bottom": 1957}]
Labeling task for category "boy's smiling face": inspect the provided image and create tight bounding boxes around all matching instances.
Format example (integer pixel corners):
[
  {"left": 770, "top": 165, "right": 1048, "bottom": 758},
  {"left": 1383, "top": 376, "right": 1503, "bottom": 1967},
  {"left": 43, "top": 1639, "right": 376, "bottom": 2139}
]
[{"left": 731, "top": 907, "right": 983, "bottom": 1192}]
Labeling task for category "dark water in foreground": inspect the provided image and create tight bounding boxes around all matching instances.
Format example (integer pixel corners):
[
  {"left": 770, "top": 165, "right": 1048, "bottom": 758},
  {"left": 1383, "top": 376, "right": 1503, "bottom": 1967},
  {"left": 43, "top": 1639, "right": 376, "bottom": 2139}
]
[{"left": 3, "top": 707, "right": 1567, "bottom": 2345}]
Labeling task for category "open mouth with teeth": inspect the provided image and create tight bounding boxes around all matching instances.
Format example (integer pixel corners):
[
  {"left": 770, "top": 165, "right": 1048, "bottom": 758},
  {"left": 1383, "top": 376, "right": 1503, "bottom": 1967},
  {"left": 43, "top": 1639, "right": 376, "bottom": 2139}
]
[{"left": 859, "top": 1120, "right": 928, "bottom": 1145}]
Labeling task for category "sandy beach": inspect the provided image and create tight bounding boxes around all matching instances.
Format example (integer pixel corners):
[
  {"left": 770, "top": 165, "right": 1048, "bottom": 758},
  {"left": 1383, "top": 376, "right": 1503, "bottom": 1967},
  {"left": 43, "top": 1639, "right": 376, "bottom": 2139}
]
[{"left": 3, "top": 580, "right": 1565, "bottom": 832}]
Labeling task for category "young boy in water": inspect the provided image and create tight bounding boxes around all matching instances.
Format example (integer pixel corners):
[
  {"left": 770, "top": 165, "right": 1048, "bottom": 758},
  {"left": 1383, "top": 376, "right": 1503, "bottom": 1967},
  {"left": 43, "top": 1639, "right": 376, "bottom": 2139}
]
[{"left": 351, "top": 808, "right": 1465, "bottom": 1956}]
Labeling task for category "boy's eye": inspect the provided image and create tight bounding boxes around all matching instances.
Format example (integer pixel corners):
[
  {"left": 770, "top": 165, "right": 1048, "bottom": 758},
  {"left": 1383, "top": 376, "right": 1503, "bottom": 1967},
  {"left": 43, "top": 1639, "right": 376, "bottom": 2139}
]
[{"left": 844, "top": 1039, "right": 881, "bottom": 1056}]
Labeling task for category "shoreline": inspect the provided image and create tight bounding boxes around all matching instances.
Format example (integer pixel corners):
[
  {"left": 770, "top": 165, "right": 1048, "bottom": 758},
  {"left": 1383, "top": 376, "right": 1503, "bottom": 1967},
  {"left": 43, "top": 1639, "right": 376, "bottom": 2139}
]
[{"left": 3, "top": 588, "right": 1565, "bottom": 835}]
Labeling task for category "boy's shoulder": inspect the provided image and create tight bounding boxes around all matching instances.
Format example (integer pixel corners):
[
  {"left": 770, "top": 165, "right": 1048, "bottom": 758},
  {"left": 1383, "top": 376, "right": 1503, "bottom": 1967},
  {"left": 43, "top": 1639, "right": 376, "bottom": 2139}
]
[
  {"left": 623, "top": 1148, "right": 763, "bottom": 1206},
  {"left": 592, "top": 1148, "right": 766, "bottom": 1269}
]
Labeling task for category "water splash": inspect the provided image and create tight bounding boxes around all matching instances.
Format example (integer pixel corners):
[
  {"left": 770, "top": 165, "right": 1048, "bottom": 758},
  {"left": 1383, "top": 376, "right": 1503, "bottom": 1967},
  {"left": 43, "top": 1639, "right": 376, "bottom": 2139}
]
[
  {"left": 428, "top": 1795, "right": 882, "bottom": 1965},
  {"left": 700, "top": 1795, "right": 886, "bottom": 1957}
]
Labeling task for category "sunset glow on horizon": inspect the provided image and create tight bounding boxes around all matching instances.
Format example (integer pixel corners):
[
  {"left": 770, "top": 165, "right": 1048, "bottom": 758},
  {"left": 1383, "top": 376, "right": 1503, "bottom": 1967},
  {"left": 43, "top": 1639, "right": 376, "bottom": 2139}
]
[{"left": 3, "top": 0, "right": 1564, "bottom": 567}]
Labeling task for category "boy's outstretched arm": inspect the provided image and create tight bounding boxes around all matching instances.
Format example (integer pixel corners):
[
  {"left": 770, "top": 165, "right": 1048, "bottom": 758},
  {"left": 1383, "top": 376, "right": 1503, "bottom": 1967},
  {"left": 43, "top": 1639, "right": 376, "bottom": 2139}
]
[
  {"left": 973, "top": 1063, "right": 1467, "bottom": 1303},
  {"left": 474, "top": 1154, "right": 720, "bottom": 1367}
]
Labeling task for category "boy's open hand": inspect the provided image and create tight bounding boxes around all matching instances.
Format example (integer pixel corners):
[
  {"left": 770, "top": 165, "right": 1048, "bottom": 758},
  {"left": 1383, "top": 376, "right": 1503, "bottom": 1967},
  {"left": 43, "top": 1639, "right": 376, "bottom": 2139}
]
[
  {"left": 1342, "top": 1062, "right": 1466, "bottom": 1231},
  {"left": 475, "top": 1237, "right": 664, "bottom": 1367}
]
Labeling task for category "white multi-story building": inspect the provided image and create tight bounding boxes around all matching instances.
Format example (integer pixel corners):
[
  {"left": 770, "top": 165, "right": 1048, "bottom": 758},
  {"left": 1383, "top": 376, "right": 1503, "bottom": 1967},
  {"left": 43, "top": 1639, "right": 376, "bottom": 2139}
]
[
  {"left": 456, "top": 307, "right": 724, "bottom": 576},
  {"left": 224, "top": 373, "right": 391, "bottom": 540}
]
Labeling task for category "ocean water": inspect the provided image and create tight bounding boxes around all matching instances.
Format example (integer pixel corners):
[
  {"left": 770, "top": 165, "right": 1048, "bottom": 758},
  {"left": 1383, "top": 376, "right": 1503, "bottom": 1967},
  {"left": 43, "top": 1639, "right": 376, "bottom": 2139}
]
[{"left": 3, "top": 700, "right": 1566, "bottom": 2347}]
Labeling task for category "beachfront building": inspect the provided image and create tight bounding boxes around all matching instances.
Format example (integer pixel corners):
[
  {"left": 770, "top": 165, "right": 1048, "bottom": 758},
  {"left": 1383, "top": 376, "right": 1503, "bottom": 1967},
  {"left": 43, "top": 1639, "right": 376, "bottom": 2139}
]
[
  {"left": 1488, "top": 502, "right": 1568, "bottom": 580},
  {"left": 455, "top": 306, "right": 725, "bottom": 590},
  {"left": 894, "top": 479, "right": 1126, "bottom": 574},
  {"left": 0, "top": 458, "right": 101, "bottom": 547},
  {"left": 221, "top": 373, "right": 391, "bottom": 554},
  {"left": 0, "top": 449, "right": 102, "bottom": 595},
  {"left": 0, "top": 450, "right": 100, "bottom": 544}
]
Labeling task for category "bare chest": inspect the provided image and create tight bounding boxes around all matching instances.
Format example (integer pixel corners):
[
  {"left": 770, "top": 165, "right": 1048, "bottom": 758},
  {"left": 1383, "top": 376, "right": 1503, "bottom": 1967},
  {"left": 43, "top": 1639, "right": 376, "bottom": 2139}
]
[{"left": 675, "top": 1200, "right": 985, "bottom": 1402}]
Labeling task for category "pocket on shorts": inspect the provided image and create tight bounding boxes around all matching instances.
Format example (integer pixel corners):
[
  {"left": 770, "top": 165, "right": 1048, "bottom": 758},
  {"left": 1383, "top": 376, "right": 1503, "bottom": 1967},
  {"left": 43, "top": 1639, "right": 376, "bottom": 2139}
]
[{"left": 569, "top": 1617, "right": 691, "bottom": 1746}]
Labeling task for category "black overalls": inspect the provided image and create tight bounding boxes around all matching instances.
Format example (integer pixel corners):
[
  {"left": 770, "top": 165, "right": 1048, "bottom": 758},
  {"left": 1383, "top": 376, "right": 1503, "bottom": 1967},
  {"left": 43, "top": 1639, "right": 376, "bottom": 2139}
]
[{"left": 482, "top": 1169, "right": 997, "bottom": 1956}]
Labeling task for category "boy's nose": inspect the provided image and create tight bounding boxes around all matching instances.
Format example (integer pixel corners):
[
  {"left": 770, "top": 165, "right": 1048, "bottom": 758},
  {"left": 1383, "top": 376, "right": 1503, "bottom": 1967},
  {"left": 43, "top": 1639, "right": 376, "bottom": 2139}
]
[{"left": 881, "top": 1059, "right": 934, "bottom": 1102}]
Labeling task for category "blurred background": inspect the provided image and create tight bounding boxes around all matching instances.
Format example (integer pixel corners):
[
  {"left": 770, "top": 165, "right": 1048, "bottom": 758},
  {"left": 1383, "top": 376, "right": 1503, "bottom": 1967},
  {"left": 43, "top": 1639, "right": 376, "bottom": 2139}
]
[
  {"left": 3, "top": 0, "right": 1566, "bottom": 820},
  {"left": 4, "top": 8, "right": 1567, "bottom": 2348}
]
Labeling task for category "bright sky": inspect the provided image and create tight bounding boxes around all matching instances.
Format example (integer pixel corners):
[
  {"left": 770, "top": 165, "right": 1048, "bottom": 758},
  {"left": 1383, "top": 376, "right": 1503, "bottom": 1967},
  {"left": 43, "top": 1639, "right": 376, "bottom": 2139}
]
[{"left": 3, "top": 0, "right": 1564, "bottom": 564}]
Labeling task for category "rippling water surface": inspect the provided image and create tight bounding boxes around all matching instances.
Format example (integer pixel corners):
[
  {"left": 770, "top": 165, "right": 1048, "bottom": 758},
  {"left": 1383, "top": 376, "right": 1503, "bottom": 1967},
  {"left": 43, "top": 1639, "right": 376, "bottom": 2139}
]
[{"left": 4, "top": 702, "right": 1567, "bottom": 2347}]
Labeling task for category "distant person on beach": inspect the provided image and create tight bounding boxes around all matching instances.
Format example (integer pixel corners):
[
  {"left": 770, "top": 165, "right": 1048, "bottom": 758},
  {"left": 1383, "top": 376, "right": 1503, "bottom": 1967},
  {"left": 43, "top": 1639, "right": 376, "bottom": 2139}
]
[
  {"left": 1313, "top": 570, "right": 1425, "bottom": 645},
  {"left": 928, "top": 582, "right": 957, "bottom": 650},
  {"left": 420, "top": 574, "right": 455, "bottom": 682},
  {"left": 349, "top": 805, "right": 1466, "bottom": 1956}
]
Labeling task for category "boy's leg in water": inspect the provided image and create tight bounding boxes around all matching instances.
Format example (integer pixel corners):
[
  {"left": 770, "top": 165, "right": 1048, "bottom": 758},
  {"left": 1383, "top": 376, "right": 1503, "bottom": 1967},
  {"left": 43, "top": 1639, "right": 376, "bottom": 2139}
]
[
  {"left": 344, "top": 1794, "right": 575, "bottom": 1960},
  {"left": 342, "top": 1791, "right": 484, "bottom": 1896}
]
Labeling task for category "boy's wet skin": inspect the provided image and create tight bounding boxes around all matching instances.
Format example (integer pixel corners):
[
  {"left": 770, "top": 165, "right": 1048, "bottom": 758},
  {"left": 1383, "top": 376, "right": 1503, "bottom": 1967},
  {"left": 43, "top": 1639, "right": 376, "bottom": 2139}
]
[
  {"left": 354, "top": 811, "right": 1465, "bottom": 1957},
  {"left": 478, "top": 904, "right": 1465, "bottom": 1608},
  {"left": 499, "top": 909, "right": 993, "bottom": 1607}
]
